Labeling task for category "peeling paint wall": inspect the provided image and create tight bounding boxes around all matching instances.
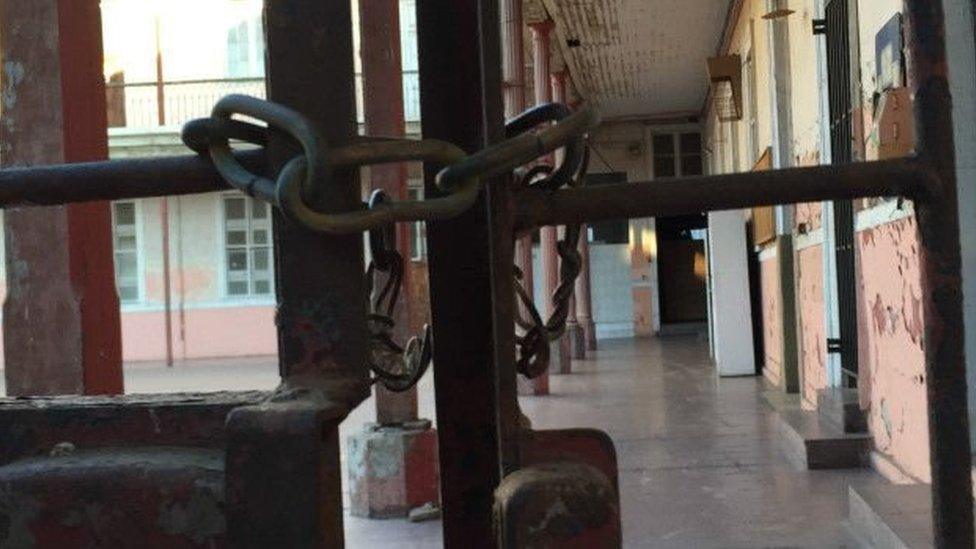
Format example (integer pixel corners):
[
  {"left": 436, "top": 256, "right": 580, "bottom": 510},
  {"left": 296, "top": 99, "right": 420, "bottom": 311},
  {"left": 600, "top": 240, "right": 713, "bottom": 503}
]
[
  {"left": 797, "top": 245, "right": 827, "bottom": 409},
  {"left": 760, "top": 256, "right": 783, "bottom": 387},
  {"left": 703, "top": 0, "right": 934, "bottom": 481},
  {"left": 856, "top": 216, "right": 929, "bottom": 480}
]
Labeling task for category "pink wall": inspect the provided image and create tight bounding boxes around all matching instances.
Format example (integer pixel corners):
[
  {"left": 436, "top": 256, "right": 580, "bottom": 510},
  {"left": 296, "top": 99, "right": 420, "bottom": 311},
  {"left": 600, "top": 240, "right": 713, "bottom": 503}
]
[
  {"left": 797, "top": 245, "right": 827, "bottom": 409},
  {"left": 760, "top": 256, "right": 783, "bottom": 387},
  {"left": 795, "top": 203, "right": 823, "bottom": 232},
  {"left": 121, "top": 305, "right": 277, "bottom": 362},
  {"left": 856, "top": 216, "right": 929, "bottom": 481}
]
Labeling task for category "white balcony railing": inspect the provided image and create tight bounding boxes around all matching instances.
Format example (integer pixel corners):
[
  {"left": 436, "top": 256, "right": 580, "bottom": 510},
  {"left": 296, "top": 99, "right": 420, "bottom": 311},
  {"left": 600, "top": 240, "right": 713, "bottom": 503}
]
[{"left": 107, "top": 71, "right": 421, "bottom": 131}]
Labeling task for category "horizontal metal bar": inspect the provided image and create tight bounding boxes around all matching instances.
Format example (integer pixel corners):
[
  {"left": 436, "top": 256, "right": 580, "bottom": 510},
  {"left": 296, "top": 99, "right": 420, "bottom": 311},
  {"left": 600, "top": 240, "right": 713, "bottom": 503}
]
[
  {"left": 515, "top": 158, "right": 929, "bottom": 228},
  {"left": 0, "top": 150, "right": 264, "bottom": 207}
]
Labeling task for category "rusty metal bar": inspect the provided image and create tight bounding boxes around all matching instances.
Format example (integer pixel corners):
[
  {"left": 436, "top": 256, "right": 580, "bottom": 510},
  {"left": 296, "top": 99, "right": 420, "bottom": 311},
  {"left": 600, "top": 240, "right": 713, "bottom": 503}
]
[
  {"left": 0, "top": 0, "right": 123, "bottom": 396},
  {"left": 417, "top": 0, "right": 513, "bottom": 545},
  {"left": 224, "top": 0, "right": 364, "bottom": 546},
  {"left": 0, "top": 151, "right": 259, "bottom": 206},
  {"left": 904, "top": 1, "right": 974, "bottom": 547},
  {"left": 514, "top": 157, "right": 926, "bottom": 229}
]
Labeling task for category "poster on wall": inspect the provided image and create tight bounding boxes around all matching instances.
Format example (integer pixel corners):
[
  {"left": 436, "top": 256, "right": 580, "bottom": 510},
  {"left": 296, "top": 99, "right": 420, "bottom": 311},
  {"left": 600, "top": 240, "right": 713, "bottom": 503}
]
[{"left": 875, "top": 13, "right": 904, "bottom": 93}]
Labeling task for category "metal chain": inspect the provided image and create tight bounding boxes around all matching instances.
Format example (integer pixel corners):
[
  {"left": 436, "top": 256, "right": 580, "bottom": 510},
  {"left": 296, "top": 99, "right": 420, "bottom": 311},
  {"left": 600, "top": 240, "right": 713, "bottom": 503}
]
[
  {"left": 182, "top": 94, "right": 599, "bottom": 233},
  {"left": 513, "top": 144, "right": 590, "bottom": 379},
  {"left": 183, "top": 94, "right": 598, "bottom": 388},
  {"left": 363, "top": 190, "right": 433, "bottom": 392}
]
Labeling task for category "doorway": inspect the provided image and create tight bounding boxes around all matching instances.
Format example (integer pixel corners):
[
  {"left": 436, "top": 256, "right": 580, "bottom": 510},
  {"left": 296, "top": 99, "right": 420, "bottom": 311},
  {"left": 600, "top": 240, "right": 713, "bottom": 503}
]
[{"left": 656, "top": 214, "right": 709, "bottom": 333}]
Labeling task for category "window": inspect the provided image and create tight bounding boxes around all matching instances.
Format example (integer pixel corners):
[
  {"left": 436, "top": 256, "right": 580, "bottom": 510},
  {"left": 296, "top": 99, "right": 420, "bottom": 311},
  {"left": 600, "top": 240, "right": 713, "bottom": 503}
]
[
  {"left": 653, "top": 133, "right": 703, "bottom": 178},
  {"left": 227, "top": 18, "right": 265, "bottom": 78},
  {"left": 408, "top": 186, "right": 427, "bottom": 261},
  {"left": 652, "top": 134, "right": 676, "bottom": 178},
  {"left": 223, "top": 195, "right": 273, "bottom": 297},
  {"left": 112, "top": 201, "right": 141, "bottom": 303},
  {"left": 744, "top": 46, "right": 760, "bottom": 165},
  {"left": 680, "top": 133, "right": 703, "bottom": 176}
]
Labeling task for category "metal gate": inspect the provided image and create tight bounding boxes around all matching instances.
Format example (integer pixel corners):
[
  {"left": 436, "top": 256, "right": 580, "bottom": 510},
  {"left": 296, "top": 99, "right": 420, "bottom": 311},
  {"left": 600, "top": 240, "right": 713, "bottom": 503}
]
[{"left": 0, "top": 1, "right": 969, "bottom": 547}]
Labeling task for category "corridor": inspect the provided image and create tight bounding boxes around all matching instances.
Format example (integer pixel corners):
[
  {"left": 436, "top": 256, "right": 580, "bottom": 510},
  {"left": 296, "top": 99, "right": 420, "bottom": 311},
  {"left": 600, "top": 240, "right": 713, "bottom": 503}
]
[
  {"left": 523, "top": 336, "right": 880, "bottom": 547},
  {"left": 6, "top": 336, "right": 884, "bottom": 547}
]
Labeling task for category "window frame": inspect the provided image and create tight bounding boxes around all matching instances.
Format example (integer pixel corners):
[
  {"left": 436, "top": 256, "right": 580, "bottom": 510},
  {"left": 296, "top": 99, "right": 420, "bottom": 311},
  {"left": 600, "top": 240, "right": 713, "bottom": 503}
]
[
  {"left": 220, "top": 193, "right": 275, "bottom": 301},
  {"left": 111, "top": 199, "right": 144, "bottom": 305}
]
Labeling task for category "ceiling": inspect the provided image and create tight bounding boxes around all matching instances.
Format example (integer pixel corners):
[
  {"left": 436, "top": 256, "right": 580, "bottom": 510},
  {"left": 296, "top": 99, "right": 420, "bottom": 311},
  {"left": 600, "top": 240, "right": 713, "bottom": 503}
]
[{"left": 537, "top": 0, "right": 732, "bottom": 120}]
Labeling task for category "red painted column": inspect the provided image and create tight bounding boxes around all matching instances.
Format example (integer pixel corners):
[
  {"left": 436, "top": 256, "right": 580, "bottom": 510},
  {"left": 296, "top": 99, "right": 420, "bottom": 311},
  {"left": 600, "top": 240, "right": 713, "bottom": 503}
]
[
  {"left": 530, "top": 19, "right": 571, "bottom": 377},
  {"left": 348, "top": 0, "right": 439, "bottom": 519},
  {"left": 0, "top": 0, "right": 123, "bottom": 396},
  {"left": 505, "top": 0, "right": 547, "bottom": 396},
  {"left": 577, "top": 224, "right": 598, "bottom": 351},
  {"left": 551, "top": 69, "right": 587, "bottom": 362},
  {"left": 359, "top": 0, "right": 419, "bottom": 426}
]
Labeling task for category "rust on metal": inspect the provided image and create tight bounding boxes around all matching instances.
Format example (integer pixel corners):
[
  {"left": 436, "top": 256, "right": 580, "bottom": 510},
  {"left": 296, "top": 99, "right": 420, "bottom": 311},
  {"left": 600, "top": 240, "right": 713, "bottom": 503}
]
[
  {"left": 514, "top": 157, "right": 928, "bottom": 230},
  {"left": 904, "top": 1, "right": 974, "bottom": 546},
  {"left": 494, "top": 462, "right": 621, "bottom": 548}
]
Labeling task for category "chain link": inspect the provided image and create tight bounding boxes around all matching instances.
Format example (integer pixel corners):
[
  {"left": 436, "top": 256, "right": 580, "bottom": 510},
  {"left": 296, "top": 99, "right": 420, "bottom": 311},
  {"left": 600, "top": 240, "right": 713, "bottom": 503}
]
[
  {"left": 182, "top": 94, "right": 598, "bottom": 233},
  {"left": 183, "top": 94, "right": 599, "bottom": 390},
  {"left": 363, "top": 190, "right": 433, "bottom": 392},
  {"left": 513, "top": 146, "right": 590, "bottom": 379}
]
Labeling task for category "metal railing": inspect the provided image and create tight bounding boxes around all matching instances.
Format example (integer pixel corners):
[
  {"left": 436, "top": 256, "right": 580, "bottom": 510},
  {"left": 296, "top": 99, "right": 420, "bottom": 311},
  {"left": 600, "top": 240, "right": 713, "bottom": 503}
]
[{"left": 106, "top": 71, "right": 421, "bottom": 130}]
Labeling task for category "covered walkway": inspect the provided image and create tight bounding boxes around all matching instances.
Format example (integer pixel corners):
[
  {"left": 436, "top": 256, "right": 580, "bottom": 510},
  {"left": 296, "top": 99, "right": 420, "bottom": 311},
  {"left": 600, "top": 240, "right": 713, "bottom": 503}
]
[
  {"left": 0, "top": 336, "right": 887, "bottom": 547},
  {"left": 525, "top": 337, "right": 881, "bottom": 547}
]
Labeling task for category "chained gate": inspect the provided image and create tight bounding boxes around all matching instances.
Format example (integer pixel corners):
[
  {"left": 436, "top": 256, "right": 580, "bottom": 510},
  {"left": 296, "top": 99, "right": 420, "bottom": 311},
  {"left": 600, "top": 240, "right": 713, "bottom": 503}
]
[{"left": 0, "top": 1, "right": 969, "bottom": 548}]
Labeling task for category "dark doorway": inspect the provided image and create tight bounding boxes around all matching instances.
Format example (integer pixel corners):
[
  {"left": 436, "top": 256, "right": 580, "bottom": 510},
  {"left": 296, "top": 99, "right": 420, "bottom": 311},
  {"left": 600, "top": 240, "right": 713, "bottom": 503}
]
[
  {"left": 746, "top": 220, "right": 766, "bottom": 376},
  {"left": 656, "top": 214, "right": 709, "bottom": 327},
  {"left": 586, "top": 172, "right": 630, "bottom": 245}
]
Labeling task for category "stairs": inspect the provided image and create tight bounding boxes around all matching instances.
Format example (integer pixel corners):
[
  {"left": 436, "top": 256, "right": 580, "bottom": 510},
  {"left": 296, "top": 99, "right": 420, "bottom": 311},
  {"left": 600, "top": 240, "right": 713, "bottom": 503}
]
[{"left": 764, "top": 388, "right": 871, "bottom": 470}]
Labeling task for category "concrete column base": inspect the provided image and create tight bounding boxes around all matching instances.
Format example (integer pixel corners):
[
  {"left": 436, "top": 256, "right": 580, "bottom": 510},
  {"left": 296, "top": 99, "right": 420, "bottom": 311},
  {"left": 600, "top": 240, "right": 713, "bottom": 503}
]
[
  {"left": 518, "top": 374, "right": 549, "bottom": 396},
  {"left": 581, "top": 319, "right": 598, "bottom": 352},
  {"left": 347, "top": 420, "right": 440, "bottom": 518},
  {"left": 567, "top": 323, "right": 586, "bottom": 360},
  {"left": 553, "top": 335, "right": 572, "bottom": 375}
]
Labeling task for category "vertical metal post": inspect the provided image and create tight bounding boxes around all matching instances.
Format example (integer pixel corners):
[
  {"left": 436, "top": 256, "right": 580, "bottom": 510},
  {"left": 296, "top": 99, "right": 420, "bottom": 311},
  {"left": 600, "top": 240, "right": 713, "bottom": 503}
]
[
  {"left": 417, "top": 0, "right": 514, "bottom": 545},
  {"left": 904, "top": 1, "right": 974, "bottom": 546},
  {"left": 154, "top": 15, "right": 166, "bottom": 126},
  {"left": 225, "top": 0, "right": 365, "bottom": 545},
  {"left": 359, "top": 0, "right": 419, "bottom": 425},
  {"left": 266, "top": 0, "right": 367, "bottom": 399},
  {"left": 160, "top": 198, "right": 174, "bottom": 367},
  {"left": 0, "top": 0, "right": 123, "bottom": 396},
  {"left": 155, "top": 14, "right": 173, "bottom": 367}
]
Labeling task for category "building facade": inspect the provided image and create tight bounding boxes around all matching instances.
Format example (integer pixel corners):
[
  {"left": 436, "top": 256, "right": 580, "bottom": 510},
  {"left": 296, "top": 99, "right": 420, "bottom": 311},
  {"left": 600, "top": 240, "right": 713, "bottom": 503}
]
[
  {"left": 702, "top": 0, "right": 976, "bottom": 483},
  {"left": 0, "top": 0, "right": 687, "bottom": 365}
]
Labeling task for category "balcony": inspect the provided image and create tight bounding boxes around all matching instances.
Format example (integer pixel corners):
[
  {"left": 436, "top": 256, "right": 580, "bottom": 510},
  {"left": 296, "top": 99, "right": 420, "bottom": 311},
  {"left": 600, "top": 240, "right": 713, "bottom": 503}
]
[{"left": 106, "top": 71, "right": 422, "bottom": 133}]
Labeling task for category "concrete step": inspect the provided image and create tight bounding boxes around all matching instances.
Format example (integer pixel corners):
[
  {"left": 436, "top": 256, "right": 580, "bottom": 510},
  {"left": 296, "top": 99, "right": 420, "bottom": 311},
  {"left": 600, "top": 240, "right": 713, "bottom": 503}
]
[
  {"left": 818, "top": 387, "right": 868, "bottom": 434},
  {"left": 847, "top": 484, "right": 960, "bottom": 548},
  {"left": 761, "top": 389, "right": 801, "bottom": 413},
  {"left": 775, "top": 408, "right": 871, "bottom": 470}
]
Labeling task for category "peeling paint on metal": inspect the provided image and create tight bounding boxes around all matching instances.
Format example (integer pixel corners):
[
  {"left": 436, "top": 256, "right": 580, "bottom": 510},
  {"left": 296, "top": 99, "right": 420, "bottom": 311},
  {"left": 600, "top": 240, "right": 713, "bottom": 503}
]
[
  {"left": 1, "top": 61, "right": 24, "bottom": 111},
  {"left": 0, "top": 485, "right": 39, "bottom": 548},
  {"left": 528, "top": 496, "right": 571, "bottom": 537},
  {"left": 156, "top": 482, "right": 226, "bottom": 544}
]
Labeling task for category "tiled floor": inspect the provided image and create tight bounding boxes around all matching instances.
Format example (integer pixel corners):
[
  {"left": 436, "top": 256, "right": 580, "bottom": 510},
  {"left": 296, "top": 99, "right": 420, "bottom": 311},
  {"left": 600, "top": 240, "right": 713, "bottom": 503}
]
[{"left": 1, "top": 336, "right": 885, "bottom": 547}]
